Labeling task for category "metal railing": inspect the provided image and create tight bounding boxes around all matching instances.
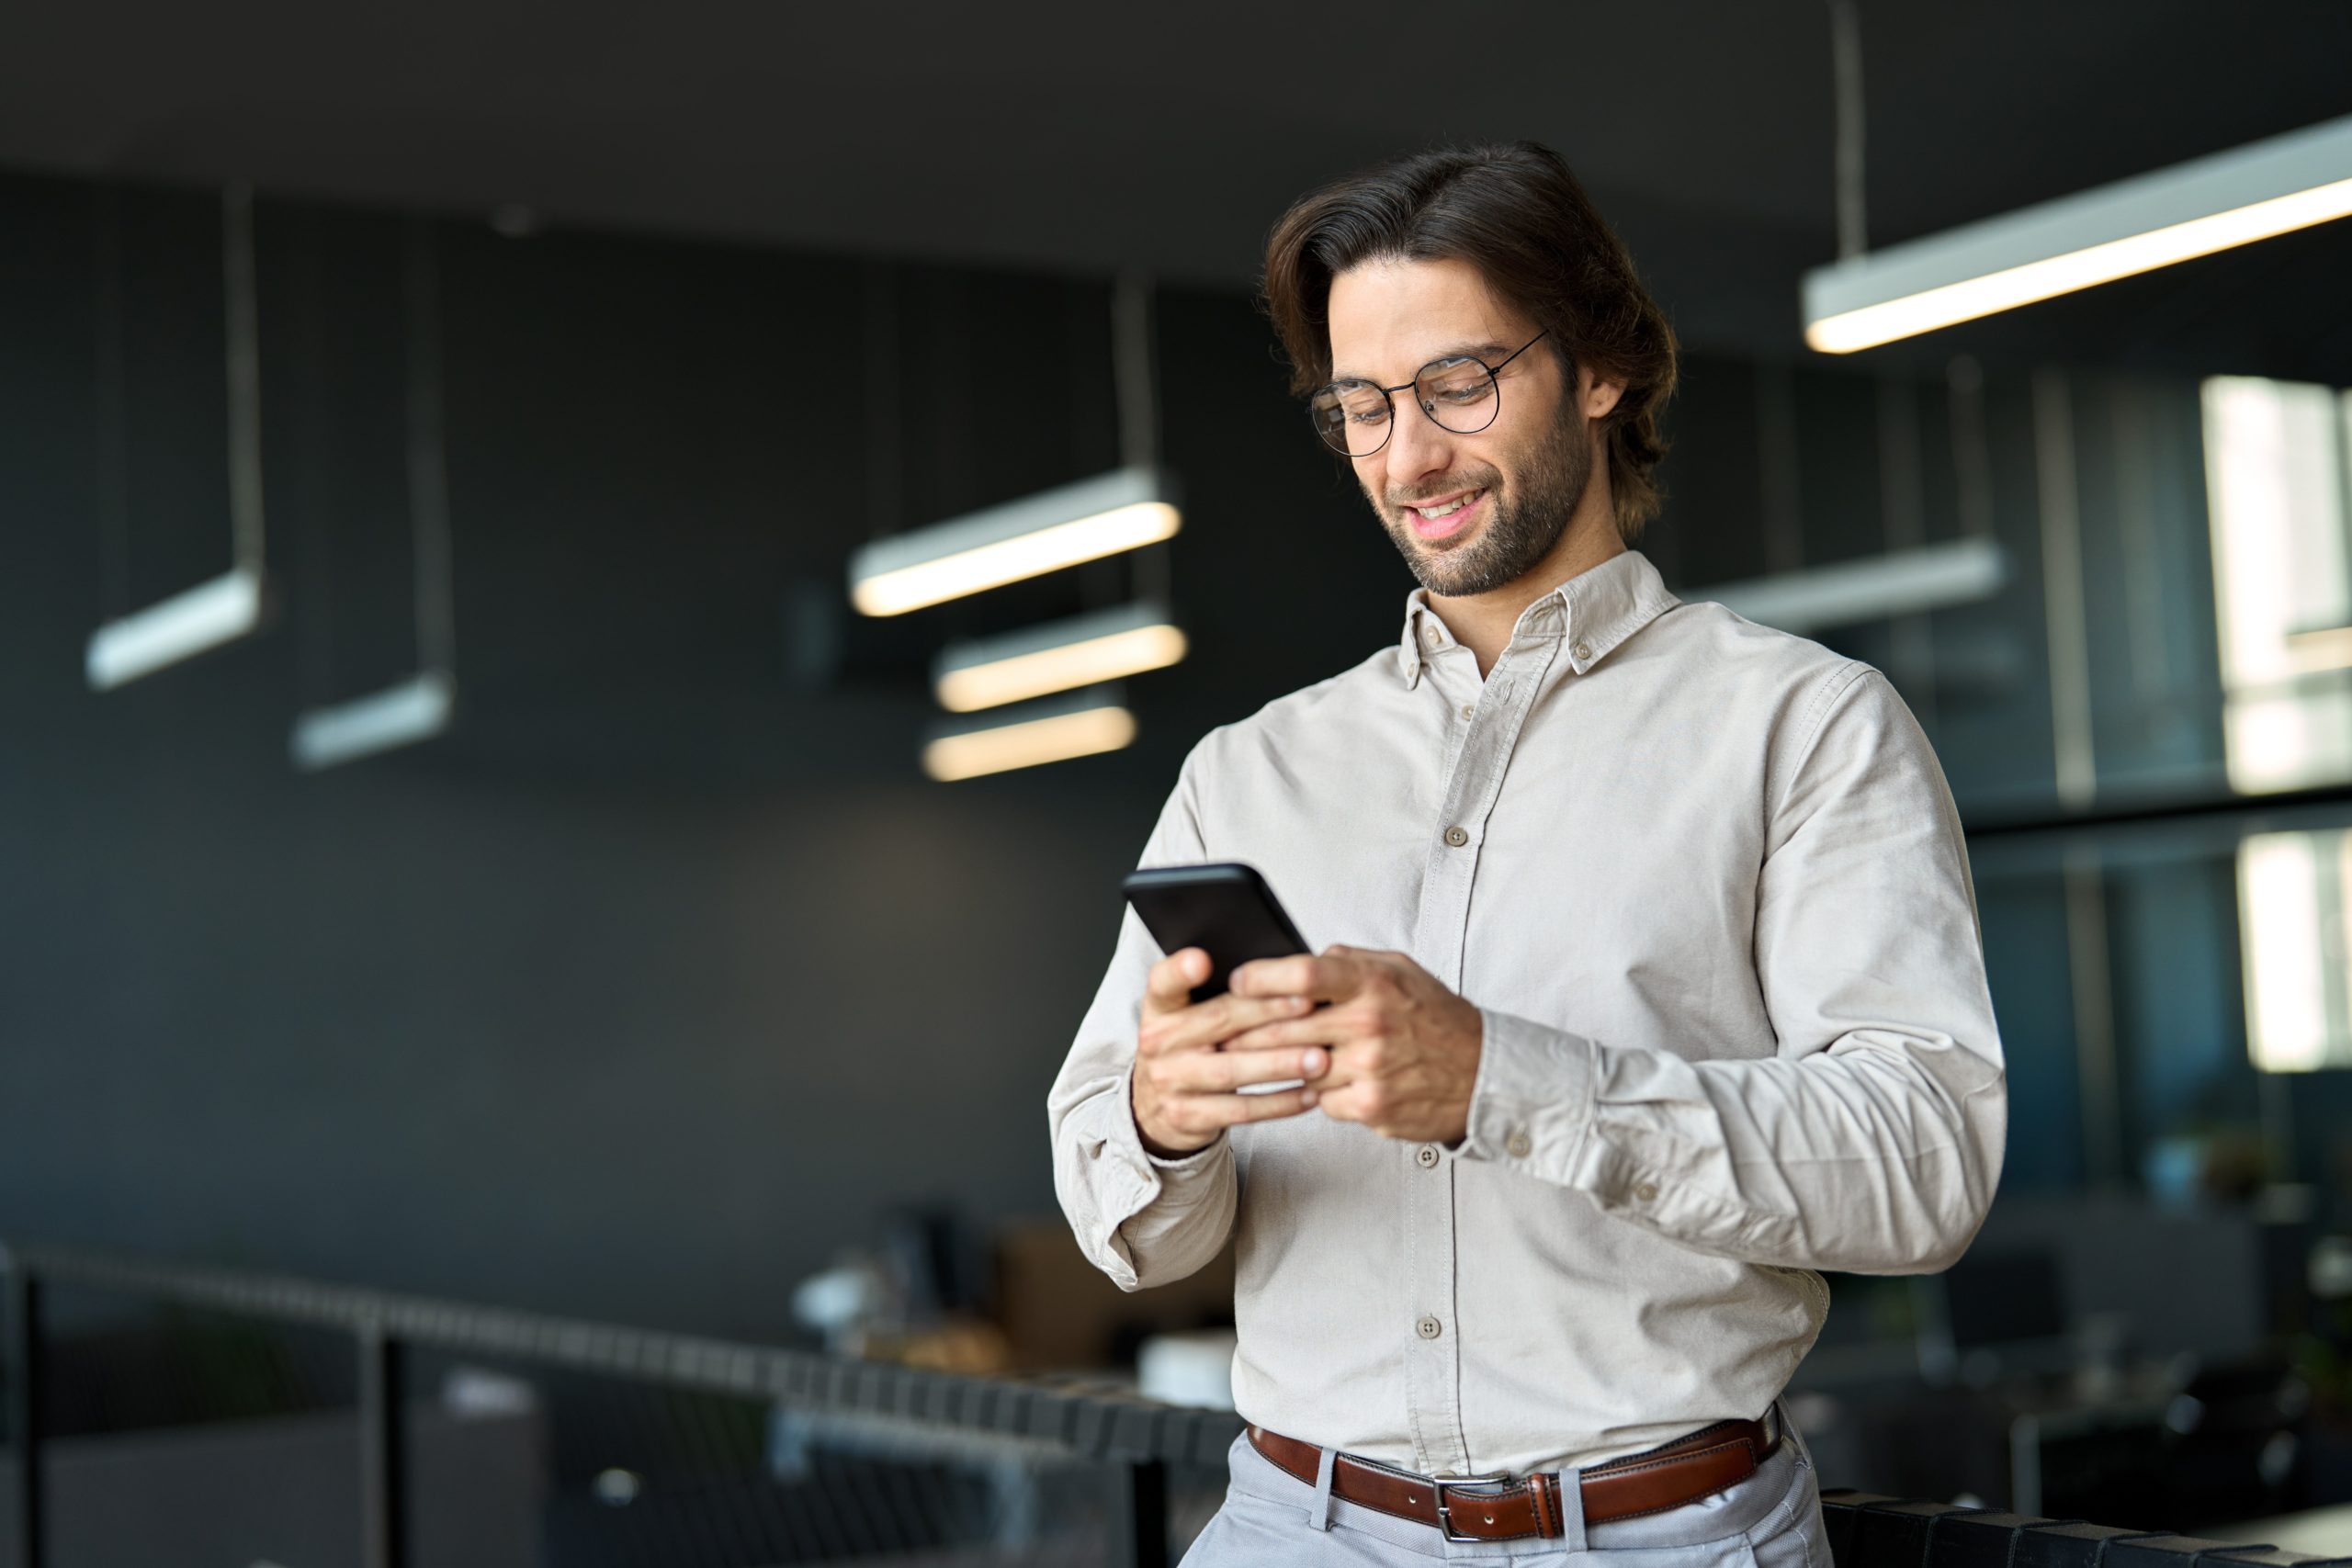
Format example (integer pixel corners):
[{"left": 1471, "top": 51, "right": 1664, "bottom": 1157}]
[
  {"left": 6, "top": 1243, "right": 2344, "bottom": 1568},
  {"left": 1818, "top": 1493, "right": 2337, "bottom": 1568},
  {"left": 0, "top": 1242, "right": 1240, "bottom": 1568}
]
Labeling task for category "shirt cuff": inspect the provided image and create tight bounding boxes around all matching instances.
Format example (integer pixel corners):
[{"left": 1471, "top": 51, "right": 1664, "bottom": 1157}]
[
  {"left": 1113, "top": 1065, "right": 1232, "bottom": 1192},
  {"left": 1461, "top": 1008, "right": 1600, "bottom": 1186}
]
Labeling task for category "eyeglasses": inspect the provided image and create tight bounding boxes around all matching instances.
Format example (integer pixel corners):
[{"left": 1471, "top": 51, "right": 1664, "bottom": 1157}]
[{"left": 1307, "top": 330, "right": 1552, "bottom": 457}]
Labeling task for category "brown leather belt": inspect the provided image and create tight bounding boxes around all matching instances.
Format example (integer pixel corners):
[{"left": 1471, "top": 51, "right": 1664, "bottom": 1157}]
[{"left": 1246, "top": 1411, "right": 1780, "bottom": 1543}]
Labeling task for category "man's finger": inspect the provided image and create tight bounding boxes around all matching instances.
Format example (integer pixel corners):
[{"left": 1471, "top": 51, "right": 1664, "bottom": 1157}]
[
  {"left": 1146, "top": 993, "right": 1312, "bottom": 1057},
  {"left": 1230, "top": 951, "right": 1362, "bottom": 1003},
  {"left": 1162, "top": 1045, "right": 1329, "bottom": 1094},
  {"left": 1186, "top": 1085, "right": 1322, "bottom": 1130},
  {"left": 1312, "top": 1080, "right": 1374, "bottom": 1125},
  {"left": 1219, "top": 1006, "right": 1359, "bottom": 1055},
  {"left": 1142, "top": 948, "right": 1212, "bottom": 1015}
]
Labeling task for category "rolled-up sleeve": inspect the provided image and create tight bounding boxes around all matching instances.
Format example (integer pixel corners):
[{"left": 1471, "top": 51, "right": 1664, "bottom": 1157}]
[
  {"left": 1047, "top": 750, "right": 1239, "bottom": 1292},
  {"left": 1464, "top": 667, "right": 2007, "bottom": 1275}
]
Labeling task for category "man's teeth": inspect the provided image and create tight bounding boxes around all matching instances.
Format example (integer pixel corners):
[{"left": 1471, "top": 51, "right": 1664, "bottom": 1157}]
[{"left": 1415, "top": 491, "right": 1484, "bottom": 521}]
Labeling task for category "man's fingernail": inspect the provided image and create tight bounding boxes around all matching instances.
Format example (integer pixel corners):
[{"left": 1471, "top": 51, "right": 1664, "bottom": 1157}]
[
  {"left": 1301, "top": 1089, "right": 1319, "bottom": 1108},
  {"left": 1301, "top": 1049, "right": 1322, "bottom": 1074}
]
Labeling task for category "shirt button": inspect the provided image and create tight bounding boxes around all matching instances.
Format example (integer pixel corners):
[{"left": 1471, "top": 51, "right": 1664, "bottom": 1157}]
[
  {"left": 1416, "top": 1144, "right": 1441, "bottom": 1169},
  {"left": 1459, "top": 704, "right": 1476, "bottom": 721},
  {"left": 1443, "top": 826, "right": 1470, "bottom": 848},
  {"left": 1416, "top": 1315, "right": 1443, "bottom": 1340},
  {"left": 1506, "top": 1132, "right": 1532, "bottom": 1159},
  {"left": 1572, "top": 639, "right": 1594, "bottom": 661},
  {"left": 1634, "top": 1181, "right": 1659, "bottom": 1203},
  {"left": 1423, "top": 627, "right": 1443, "bottom": 649}
]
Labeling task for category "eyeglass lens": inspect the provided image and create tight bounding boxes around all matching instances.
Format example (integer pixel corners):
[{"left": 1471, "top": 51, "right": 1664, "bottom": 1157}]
[{"left": 1309, "top": 357, "right": 1504, "bottom": 457}]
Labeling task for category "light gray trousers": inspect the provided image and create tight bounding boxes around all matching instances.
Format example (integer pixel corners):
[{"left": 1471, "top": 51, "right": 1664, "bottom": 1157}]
[{"left": 1178, "top": 1409, "right": 1829, "bottom": 1567}]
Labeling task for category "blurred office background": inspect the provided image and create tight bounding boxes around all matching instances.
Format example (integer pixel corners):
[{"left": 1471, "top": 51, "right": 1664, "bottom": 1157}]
[{"left": 4, "top": 2, "right": 2352, "bottom": 1562}]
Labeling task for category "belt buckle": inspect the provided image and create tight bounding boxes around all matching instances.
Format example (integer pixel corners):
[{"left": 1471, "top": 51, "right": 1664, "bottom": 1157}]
[{"left": 1430, "top": 1471, "right": 1515, "bottom": 1543}]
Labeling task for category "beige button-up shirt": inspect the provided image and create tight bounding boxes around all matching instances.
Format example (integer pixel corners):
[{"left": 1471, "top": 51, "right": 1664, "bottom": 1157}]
[{"left": 1047, "top": 549, "right": 2006, "bottom": 1476}]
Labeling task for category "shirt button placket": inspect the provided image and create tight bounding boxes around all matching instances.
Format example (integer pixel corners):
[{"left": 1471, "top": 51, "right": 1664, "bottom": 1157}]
[{"left": 1400, "top": 642, "right": 1559, "bottom": 1477}]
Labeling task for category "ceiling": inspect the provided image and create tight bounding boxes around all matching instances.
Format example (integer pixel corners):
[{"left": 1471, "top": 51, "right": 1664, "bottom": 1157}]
[{"left": 3, "top": 0, "right": 2349, "bottom": 362}]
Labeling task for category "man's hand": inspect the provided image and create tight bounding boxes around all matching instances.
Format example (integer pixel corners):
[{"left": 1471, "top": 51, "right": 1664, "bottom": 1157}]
[
  {"left": 1224, "top": 946, "right": 1483, "bottom": 1143},
  {"left": 1131, "top": 947, "right": 1329, "bottom": 1157}
]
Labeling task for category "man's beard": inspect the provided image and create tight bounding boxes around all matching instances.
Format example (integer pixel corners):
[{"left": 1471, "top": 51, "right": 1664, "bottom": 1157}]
[{"left": 1374, "top": 412, "right": 1595, "bottom": 598}]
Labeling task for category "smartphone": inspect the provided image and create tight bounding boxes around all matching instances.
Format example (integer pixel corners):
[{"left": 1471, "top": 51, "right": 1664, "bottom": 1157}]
[{"left": 1122, "top": 862, "right": 1312, "bottom": 1003}]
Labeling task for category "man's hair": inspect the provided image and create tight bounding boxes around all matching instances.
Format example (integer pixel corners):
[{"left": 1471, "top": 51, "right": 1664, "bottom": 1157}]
[{"left": 1261, "top": 141, "right": 1679, "bottom": 542}]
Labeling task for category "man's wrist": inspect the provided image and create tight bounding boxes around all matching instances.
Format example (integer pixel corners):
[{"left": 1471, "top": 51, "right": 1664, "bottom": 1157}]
[
  {"left": 1430, "top": 1001, "right": 1484, "bottom": 1144},
  {"left": 1128, "top": 1070, "right": 1216, "bottom": 1161},
  {"left": 1136, "top": 1120, "right": 1202, "bottom": 1160}
]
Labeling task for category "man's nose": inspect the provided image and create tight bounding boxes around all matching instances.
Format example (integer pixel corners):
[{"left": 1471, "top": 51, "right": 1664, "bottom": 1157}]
[{"left": 1383, "top": 395, "right": 1455, "bottom": 484}]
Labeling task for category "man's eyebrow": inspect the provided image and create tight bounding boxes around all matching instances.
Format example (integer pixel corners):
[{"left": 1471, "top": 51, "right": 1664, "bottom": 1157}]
[{"left": 1329, "top": 342, "right": 1513, "bottom": 383}]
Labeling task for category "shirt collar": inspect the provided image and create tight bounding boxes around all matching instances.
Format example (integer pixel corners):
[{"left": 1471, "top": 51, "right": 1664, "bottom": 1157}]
[{"left": 1395, "top": 549, "right": 1680, "bottom": 688}]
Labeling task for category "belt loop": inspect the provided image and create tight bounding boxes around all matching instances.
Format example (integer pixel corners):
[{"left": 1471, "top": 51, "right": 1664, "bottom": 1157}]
[
  {"left": 1306, "top": 1444, "right": 1339, "bottom": 1532},
  {"left": 1555, "top": 1466, "right": 1587, "bottom": 1552}
]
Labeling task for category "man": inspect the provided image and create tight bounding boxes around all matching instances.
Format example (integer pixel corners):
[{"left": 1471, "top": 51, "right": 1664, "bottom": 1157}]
[{"left": 1047, "top": 141, "right": 2005, "bottom": 1564}]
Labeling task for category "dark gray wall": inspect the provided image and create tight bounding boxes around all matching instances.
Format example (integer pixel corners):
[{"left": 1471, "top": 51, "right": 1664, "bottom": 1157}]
[
  {"left": 0, "top": 164, "right": 2310, "bottom": 1340},
  {"left": 0, "top": 171, "right": 1425, "bottom": 1339}
]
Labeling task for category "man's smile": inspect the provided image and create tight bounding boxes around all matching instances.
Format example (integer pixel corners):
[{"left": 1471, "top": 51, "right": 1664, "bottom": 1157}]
[{"left": 1404, "top": 487, "right": 1488, "bottom": 540}]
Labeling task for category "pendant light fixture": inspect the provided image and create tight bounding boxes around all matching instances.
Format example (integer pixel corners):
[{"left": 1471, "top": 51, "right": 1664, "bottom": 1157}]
[
  {"left": 921, "top": 685, "right": 1137, "bottom": 782},
  {"left": 1799, "top": 5, "right": 2352, "bottom": 355},
  {"left": 933, "top": 600, "right": 1186, "bottom": 713},
  {"left": 1690, "top": 536, "right": 2007, "bottom": 635},
  {"left": 908, "top": 271, "right": 1183, "bottom": 778},
  {"left": 288, "top": 218, "right": 458, "bottom": 770},
  {"left": 1805, "top": 115, "right": 2352, "bottom": 355},
  {"left": 85, "top": 185, "right": 270, "bottom": 689},
  {"left": 848, "top": 465, "right": 1179, "bottom": 617},
  {"left": 848, "top": 267, "right": 1182, "bottom": 622}
]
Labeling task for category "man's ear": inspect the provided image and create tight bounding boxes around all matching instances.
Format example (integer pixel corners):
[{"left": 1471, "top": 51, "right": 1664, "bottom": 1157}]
[{"left": 1578, "top": 364, "right": 1626, "bottom": 422}]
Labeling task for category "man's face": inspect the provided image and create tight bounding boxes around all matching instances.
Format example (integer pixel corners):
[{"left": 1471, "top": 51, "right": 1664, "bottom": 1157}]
[{"left": 1324, "top": 257, "right": 1598, "bottom": 599}]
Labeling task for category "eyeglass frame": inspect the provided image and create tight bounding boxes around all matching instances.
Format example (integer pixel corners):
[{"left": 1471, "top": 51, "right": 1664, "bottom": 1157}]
[{"left": 1307, "top": 329, "right": 1555, "bottom": 457}]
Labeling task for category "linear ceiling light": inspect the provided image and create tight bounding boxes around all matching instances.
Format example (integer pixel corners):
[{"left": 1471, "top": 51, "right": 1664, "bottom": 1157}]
[
  {"left": 849, "top": 468, "right": 1180, "bottom": 617},
  {"left": 85, "top": 566, "right": 266, "bottom": 690},
  {"left": 1691, "top": 536, "right": 2007, "bottom": 636},
  {"left": 2288, "top": 624, "right": 2352, "bottom": 672},
  {"left": 933, "top": 602, "right": 1186, "bottom": 713},
  {"left": 290, "top": 671, "right": 453, "bottom": 771},
  {"left": 921, "top": 685, "right": 1136, "bottom": 782},
  {"left": 1804, "top": 114, "right": 2352, "bottom": 354}
]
